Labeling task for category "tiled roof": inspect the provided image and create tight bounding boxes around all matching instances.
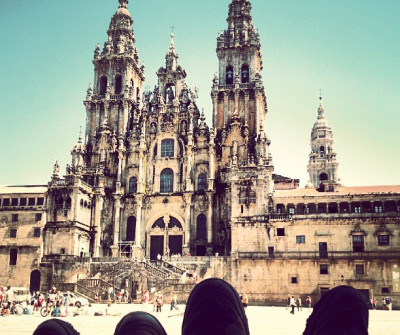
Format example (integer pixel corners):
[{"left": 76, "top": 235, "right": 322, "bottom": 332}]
[
  {"left": 275, "top": 185, "right": 400, "bottom": 198},
  {"left": 0, "top": 185, "right": 47, "bottom": 195}
]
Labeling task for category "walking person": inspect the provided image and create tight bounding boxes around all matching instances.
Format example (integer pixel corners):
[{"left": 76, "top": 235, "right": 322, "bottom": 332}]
[
  {"left": 170, "top": 292, "right": 179, "bottom": 311},
  {"left": 290, "top": 295, "right": 296, "bottom": 314},
  {"left": 241, "top": 293, "right": 248, "bottom": 311}
]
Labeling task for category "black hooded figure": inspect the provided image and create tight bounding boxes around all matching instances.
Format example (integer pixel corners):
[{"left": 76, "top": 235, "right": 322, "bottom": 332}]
[{"left": 303, "top": 285, "right": 369, "bottom": 335}]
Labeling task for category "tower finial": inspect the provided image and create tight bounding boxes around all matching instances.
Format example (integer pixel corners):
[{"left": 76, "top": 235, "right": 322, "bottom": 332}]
[{"left": 119, "top": 0, "right": 128, "bottom": 8}]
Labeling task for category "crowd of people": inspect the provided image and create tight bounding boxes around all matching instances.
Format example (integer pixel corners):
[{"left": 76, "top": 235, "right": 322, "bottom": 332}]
[{"left": 31, "top": 280, "right": 372, "bottom": 335}]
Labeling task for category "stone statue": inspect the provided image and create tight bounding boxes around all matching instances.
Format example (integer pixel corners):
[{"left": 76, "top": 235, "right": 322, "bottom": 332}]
[
  {"left": 100, "top": 149, "right": 106, "bottom": 162},
  {"left": 53, "top": 161, "right": 60, "bottom": 177},
  {"left": 111, "top": 134, "right": 117, "bottom": 152},
  {"left": 150, "top": 123, "right": 157, "bottom": 134},
  {"left": 167, "top": 87, "right": 174, "bottom": 103}
]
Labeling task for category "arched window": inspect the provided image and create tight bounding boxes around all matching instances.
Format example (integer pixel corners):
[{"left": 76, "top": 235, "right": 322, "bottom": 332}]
[
  {"left": 129, "top": 177, "right": 138, "bottom": 194},
  {"left": 152, "top": 218, "right": 165, "bottom": 229},
  {"left": 226, "top": 66, "right": 234, "bottom": 85},
  {"left": 196, "top": 214, "right": 207, "bottom": 241},
  {"left": 137, "top": 88, "right": 140, "bottom": 101},
  {"left": 319, "top": 173, "right": 328, "bottom": 182},
  {"left": 115, "top": 75, "right": 122, "bottom": 94},
  {"left": 241, "top": 64, "right": 249, "bottom": 83},
  {"left": 198, "top": 173, "right": 207, "bottom": 191},
  {"left": 160, "top": 169, "right": 174, "bottom": 193},
  {"left": 168, "top": 217, "right": 182, "bottom": 229},
  {"left": 161, "top": 139, "right": 174, "bottom": 158},
  {"left": 320, "top": 146, "right": 325, "bottom": 157},
  {"left": 126, "top": 216, "right": 136, "bottom": 241},
  {"left": 100, "top": 76, "right": 108, "bottom": 95}
]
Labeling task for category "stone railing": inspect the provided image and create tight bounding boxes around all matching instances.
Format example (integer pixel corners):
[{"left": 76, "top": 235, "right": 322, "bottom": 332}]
[{"left": 237, "top": 250, "right": 400, "bottom": 260}]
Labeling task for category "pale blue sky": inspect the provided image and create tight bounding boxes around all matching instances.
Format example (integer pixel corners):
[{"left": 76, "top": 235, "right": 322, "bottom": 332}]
[{"left": 0, "top": 0, "right": 399, "bottom": 186}]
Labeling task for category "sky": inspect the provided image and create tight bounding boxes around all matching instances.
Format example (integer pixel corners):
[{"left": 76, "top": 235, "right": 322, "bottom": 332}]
[{"left": 0, "top": 0, "right": 399, "bottom": 187}]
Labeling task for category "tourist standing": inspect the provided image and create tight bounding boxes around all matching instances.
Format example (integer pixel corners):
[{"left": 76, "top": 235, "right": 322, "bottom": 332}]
[
  {"left": 141, "top": 290, "right": 149, "bottom": 312},
  {"left": 156, "top": 292, "right": 163, "bottom": 313},
  {"left": 241, "top": 293, "right": 249, "bottom": 311},
  {"left": 297, "top": 296, "right": 302, "bottom": 311},
  {"left": 306, "top": 296, "right": 312, "bottom": 308}
]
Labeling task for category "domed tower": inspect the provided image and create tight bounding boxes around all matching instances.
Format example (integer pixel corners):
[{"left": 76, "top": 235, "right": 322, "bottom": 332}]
[{"left": 307, "top": 97, "right": 339, "bottom": 190}]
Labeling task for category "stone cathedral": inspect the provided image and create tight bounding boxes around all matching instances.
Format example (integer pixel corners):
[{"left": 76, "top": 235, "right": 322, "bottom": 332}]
[
  {"left": 46, "top": 0, "right": 275, "bottom": 260},
  {"left": 1, "top": 0, "right": 399, "bottom": 306}
]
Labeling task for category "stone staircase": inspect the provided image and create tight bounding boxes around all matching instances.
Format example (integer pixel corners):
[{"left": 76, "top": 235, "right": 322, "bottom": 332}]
[{"left": 76, "top": 258, "right": 188, "bottom": 302}]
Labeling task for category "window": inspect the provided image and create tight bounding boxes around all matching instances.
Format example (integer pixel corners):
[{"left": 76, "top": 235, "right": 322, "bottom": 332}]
[
  {"left": 355, "top": 264, "right": 365, "bottom": 275},
  {"left": 65, "top": 197, "right": 72, "bottom": 209},
  {"left": 100, "top": 76, "right": 108, "bottom": 95},
  {"left": 11, "top": 198, "right": 18, "bottom": 206},
  {"left": 20, "top": 198, "right": 27, "bottom": 206},
  {"left": 161, "top": 139, "right": 174, "bottom": 158},
  {"left": 381, "top": 287, "right": 390, "bottom": 294},
  {"left": 320, "top": 264, "right": 329, "bottom": 275},
  {"left": 296, "top": 235, "right": 305, "bottom": 244},
  {"left": 378, "top": 235, "right": 390, "bottom": 246},
  {"left": 196, "top": 214, "right": 207, "bottom": 241},
  {"left": 226, "top": 66, "right": 234, "bottom": 85},
  {"left": 291, "top": 276, "right": 298, "bottom": 284},
  {"left": 353, "top": 235, "right": 365, "bottom": 252},
  {"left": 115, "top": 75, "right": 122, "bottom": 94},
  {"left": 37, "top": 198, "right": 44, "bottom": 206},
  {"left": 160, "top": 169, "right": 174, "bottom": 193},
  {"left": 129, "top": 177, "right": 138, "bottom": 194},
  {"left": 35, "top": 213, "right": 42, "bottom": 222},
  {"left": 277, "top": 228, "right": 285, "bottom": 236},
  {"left": 241, "top": 64, "right": 249, "bottom": 83},
  {"left": 60, "top": 248, "right": 66, "bottom": 255},
  {"left": 374, "top": 206, "right": 383, "bottom": 213},
  {"left": 12, "top": 214, "right": 18, "bottom": 222},
  {"left": 288, "top": 207, "right": 295, "bottom": 215},
  {"left": 318, "top": 204, "right": 326, "bottom": 214},
  {"left": 9, "top": 249, "right": 17, "bottom": 265},
  {"left": 3, "top": 198, "right": 10, "bottom": 206},
  {"left": 10, "top": 229, "right": 17, "bottom": 238},
  {"left": 198, "top": 173, "right": 207, "bottom": 191},
  {"left": 34, "top": 228, "right": 41, "bottom": 238},
  {"left": 319, "top": 147, "right": 325, "bottom": 157},
  {"left": 126, "top": 217, "right": 136, "bottom": 241},
  {"left": 354, "top": 206, "right": 361, "bottom": 213},
  {"left": 28, "top": 198, "right": 35, "bottom": 206}
]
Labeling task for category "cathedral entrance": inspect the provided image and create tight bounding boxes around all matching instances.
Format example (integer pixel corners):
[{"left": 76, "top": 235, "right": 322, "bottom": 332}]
[
  {"left": 148, "top": 214, "right": 185, "bottom": 259},
  {"left": 29, "top": 270, "right": 41, "bottom": 292},
  {"left": 169, "top": 235, "right": 182, "bottom": 256},
  {"left": 150, "top": 236, "right": 164, "bottom": 260}
]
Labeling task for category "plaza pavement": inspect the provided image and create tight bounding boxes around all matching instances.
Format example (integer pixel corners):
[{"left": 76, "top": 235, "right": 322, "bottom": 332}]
[{"left": 1, "top": 304, "right": 399, "bottom": 334}]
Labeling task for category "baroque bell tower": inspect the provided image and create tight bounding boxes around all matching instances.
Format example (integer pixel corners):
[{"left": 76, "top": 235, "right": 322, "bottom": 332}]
[
  {"left": 307, "top": 97, "right": 339, "bottom": 189},
  {"left": 212, "top": 0, "right": 274, "bottom": 255}
]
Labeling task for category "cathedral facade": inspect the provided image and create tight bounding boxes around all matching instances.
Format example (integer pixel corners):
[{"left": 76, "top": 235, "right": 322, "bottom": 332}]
[{"left": 1, "top": 0, "right": 399, "bottom": 306}]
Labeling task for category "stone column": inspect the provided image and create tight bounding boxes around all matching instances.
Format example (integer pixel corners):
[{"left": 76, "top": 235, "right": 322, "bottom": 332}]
[
  {"left": 93, "top": 193, "right": 104, "bottom": 257},
  {"left": 208, "top": 129, "right": 216, "bottom": 191},
  {"left": 223, "top": 92, "right": 229, "bottom": 126},
  {"left": 135, "top": 196, "right": 143, "bottom": 247},
  {"left": 207, "top": 194, "right": 213, "bottom": 244},
  {"left": 244, "top": 91, "right": 250, "bottom": 125},
  {"left": 111, "top": 196, "right": 122, "bottom": 257}
]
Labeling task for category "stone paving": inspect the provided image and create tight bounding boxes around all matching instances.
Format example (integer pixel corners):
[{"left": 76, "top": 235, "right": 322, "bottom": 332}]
[{"left": 1, "top": 304, "right": 399, "bottom": 334}]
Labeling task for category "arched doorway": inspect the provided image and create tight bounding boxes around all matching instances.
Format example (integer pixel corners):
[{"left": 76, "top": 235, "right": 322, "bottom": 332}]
[
  {"left": 30, "top": 270, "right": 41, "bottom": 292},
  {"left": 149, "top": 215, "right": 183, "bottom": 260}
]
